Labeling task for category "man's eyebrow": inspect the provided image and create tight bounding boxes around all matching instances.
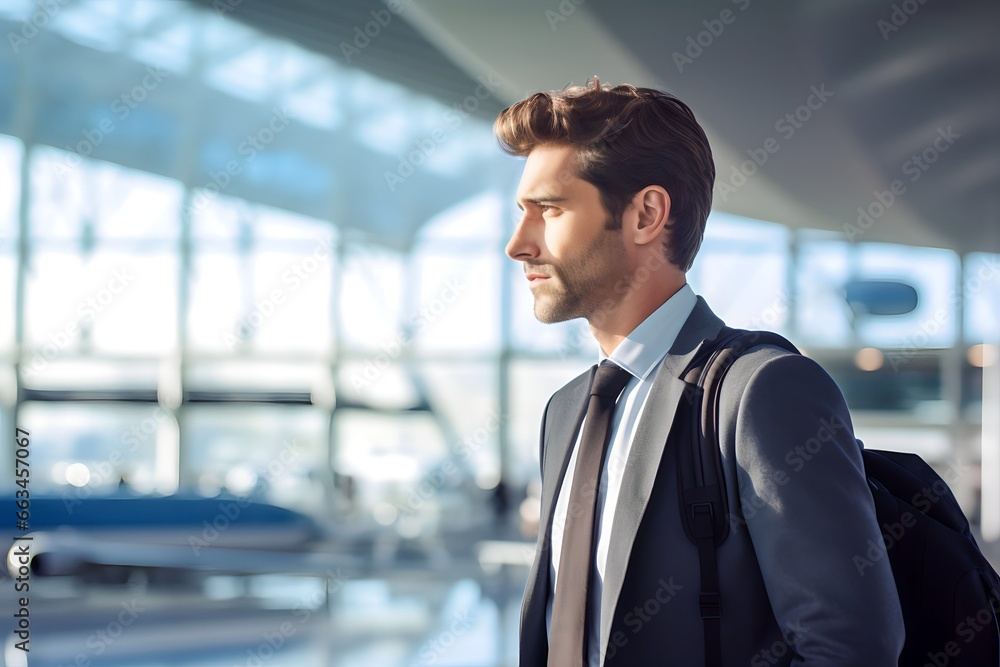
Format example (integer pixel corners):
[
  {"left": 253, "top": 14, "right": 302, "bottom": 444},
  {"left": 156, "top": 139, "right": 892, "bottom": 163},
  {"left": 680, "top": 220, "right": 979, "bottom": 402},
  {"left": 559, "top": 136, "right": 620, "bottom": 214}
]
[{"left": 516, "top": 195, "right": 569, "bottom": 209}]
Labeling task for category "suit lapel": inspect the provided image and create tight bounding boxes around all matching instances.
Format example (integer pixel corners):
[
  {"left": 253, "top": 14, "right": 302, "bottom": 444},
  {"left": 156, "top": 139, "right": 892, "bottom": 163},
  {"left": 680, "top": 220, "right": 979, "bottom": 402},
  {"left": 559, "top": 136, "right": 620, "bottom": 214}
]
[
  {"left": 598, "top": 296, "right": 725, "bottom": 660},
  {"left": 521, "top": 365, "right": 595, "bottom": 665},
  {"left": 538, "top": 366, "right": 595, "bottom": 550}
]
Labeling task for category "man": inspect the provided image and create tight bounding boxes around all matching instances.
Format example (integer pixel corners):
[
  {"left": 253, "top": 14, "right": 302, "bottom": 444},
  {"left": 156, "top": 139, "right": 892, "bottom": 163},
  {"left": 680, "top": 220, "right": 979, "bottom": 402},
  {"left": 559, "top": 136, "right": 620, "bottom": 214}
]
[{"left": 495, "top": 78, "right": 904, "bottom": 666}]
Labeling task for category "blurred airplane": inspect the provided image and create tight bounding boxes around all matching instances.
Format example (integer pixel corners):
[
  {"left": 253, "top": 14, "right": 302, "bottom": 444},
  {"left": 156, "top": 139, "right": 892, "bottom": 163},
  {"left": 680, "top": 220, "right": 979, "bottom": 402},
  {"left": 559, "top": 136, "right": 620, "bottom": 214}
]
[{"left": 3, "top": 494, "right": 366, "bottom": 583}]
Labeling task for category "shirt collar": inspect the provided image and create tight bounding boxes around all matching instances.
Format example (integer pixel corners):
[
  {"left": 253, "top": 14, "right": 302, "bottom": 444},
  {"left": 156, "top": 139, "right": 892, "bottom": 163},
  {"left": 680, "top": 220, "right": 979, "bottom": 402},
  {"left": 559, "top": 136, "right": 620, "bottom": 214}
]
[{"left": 599, "top": 282, "right": 698, "bottom": 381}]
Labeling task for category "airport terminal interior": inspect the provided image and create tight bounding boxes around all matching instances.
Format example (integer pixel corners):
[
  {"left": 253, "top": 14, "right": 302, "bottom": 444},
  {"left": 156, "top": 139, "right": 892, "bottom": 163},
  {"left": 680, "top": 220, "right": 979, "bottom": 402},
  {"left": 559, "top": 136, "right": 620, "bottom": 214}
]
[{"left": 0, "top": 0, "right": 997, "bottom": 664}]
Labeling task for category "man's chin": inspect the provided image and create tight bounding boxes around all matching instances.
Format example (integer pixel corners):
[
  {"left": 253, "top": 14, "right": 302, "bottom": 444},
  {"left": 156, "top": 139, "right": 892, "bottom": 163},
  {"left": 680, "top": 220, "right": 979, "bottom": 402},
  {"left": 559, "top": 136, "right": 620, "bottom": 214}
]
[
  {"left": 534, "top": 311, "right": 575, "bottom": 324},
  {"left": 532, "top": 299, "right": 581, "bottom": 324}
]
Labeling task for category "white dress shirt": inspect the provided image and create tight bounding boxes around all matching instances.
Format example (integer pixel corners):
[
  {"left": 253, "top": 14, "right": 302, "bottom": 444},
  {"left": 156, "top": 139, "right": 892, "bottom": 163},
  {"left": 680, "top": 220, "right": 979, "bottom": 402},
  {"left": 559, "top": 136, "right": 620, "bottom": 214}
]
[{"left": 545, "top": 282, "right": 698, "bottom": 666}]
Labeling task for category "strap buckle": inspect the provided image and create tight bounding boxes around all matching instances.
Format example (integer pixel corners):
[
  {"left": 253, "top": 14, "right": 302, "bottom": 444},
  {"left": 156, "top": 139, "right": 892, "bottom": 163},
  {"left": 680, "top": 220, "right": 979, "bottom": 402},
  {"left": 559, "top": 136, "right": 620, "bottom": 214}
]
[
  {"left": 699, "top": 592, "right": 721, "bottom": 619},
  {"left": 690, "top": 502, "right": 715, "bottom": 539}
]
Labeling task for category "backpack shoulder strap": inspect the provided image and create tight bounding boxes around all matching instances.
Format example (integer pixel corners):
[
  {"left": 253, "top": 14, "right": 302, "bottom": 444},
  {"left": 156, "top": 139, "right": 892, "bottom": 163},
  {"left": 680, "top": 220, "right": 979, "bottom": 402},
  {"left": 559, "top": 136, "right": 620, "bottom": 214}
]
[{"left": 676, "top": 326, "right": 800, "bottom": 667}]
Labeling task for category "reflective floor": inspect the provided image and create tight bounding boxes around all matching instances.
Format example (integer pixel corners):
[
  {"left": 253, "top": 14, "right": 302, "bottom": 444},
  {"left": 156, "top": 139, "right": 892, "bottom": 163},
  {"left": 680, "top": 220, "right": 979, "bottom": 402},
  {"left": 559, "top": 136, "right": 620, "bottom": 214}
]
[
  {"left": 1, "top": 565, "right": 525, "bottom": 667},
  {"left": 5, "top": 534, "right": 999, "bottom": 667}
]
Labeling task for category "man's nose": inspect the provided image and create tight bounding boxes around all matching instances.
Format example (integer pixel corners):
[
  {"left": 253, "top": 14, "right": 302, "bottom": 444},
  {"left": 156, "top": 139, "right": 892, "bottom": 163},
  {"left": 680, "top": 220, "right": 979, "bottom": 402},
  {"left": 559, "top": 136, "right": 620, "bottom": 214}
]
[{"left": 505, "top": 214, "right": 538, "bottom": 261}]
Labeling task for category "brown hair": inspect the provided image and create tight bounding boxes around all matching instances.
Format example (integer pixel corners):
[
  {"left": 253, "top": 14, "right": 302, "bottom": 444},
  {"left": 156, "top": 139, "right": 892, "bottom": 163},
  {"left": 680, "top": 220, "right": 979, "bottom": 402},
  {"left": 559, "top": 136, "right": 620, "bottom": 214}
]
[{"left": 494, "top": 77, "right": 715, "bottom": 272}]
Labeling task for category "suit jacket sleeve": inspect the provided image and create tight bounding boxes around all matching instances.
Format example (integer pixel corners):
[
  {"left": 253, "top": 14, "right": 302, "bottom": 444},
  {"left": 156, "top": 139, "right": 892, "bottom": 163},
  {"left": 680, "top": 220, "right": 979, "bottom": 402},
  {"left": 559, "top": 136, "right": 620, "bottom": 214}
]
[
  {"left": 538, "top": 393, "right": 554, "bottom": 484},
  {"left": 733, "top": 352, "right": 905, "bottom": 665}
]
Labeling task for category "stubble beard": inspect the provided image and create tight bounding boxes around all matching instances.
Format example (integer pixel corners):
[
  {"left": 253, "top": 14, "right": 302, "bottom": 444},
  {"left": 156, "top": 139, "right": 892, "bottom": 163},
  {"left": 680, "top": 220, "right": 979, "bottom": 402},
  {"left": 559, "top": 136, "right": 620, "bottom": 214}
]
[{"left": 531, "top": 228, "right": 630, "bottom": 324}]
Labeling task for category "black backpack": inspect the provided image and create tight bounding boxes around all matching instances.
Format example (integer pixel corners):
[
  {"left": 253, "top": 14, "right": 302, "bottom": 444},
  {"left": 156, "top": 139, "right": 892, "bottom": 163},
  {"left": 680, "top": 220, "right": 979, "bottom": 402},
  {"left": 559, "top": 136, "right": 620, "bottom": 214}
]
[{"left": 678, "top": 326, "right": 1000, "bottom": 667}]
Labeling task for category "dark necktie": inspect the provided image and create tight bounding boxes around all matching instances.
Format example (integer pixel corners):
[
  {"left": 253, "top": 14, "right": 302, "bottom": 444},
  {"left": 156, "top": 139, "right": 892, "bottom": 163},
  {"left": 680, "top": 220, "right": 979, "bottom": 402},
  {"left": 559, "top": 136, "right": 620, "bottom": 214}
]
[{"left": 548, "top": 360, "right": 633, "bottom": 667}]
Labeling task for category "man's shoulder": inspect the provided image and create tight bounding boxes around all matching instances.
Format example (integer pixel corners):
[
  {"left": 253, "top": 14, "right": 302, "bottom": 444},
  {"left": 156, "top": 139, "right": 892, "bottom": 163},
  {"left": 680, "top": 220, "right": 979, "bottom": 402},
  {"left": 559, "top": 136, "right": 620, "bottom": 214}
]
[
  {"left": 546, "top": 365, "right": 593, "bottom": 409},
  {"left": 683, "top": 332, "right": 850, "bottom": 425},
  {"left": 720, "top": 337, "right": 852, "bottom": 429}
]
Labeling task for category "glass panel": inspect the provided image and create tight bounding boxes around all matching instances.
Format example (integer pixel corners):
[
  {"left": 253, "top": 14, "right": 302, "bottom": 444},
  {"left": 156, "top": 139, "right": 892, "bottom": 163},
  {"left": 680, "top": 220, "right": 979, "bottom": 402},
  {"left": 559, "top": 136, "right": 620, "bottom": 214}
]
[
  {"left": 692, "top": 249, "right": 788, "bottom": 332},
  {"left": 283, "top": 76, "right": 343, "bottom": 130},
  {"left": 0, "top": 2, "right": 31, "bottom": 20},
  {"left": 417, "top": 361, "right": 500, "bottom": 490},
  {"left": 795, "top": 240, "right": 853, "bottom": 346},
  {"left": 90, "top": 159, "right": 181, "bottom": 242},
  {"left": 189, "top": 190, "right": 243, "bottom": 245},
  {"left": 21, "top": 358, "right": 159, "bottom": 390},
  {"left": 417, "top": 191, "right": 507, "bottom": 245},
  {"left": 29, "top": 146, "right": 90, "bottom": 241},
  {"left": 339, "top": 247, "right": 404, "bottom": 352},
  {"left": 23, "top": 250, "right": 178, "bottom": 357},
  {"left": 965, "top": 252, "right": 1000, "bottom": 344},
  {"left": 127, "top": 5, "right": 196, "bottom": 75},
  {"left": 856, "top": 243, "right": 958, "bottom": 348},
  {"left": 335, "top": 409, "right": 490, "bottom": 530},
  {"left": 184, "top": 405, "right": 328, "bottom": 514},
  {"left": 253, "top": 202, "right": 337, "bottom": 243},
  {"left": 412, "top": 251, "right": 500, "bottom": 354},
  {"left": 0, "top": 134, "right": 21, "bottom": 242},
  {"left": 337, "top": 361, "right": 421, "bottom": 411},
  {"left": 0, "top": 254, "right": 14, "bottom": 352},
  {"left": 49, "top": 0, "right": 127, "bottom": 52},
  {"left": 694, "top": 211, "right": 790, "bottom": 332},
  {"left": 507, "top": 359, "right": 590, "bottom": 486},
  {"left": 185, "top": 360, "right": 328, "bottom": 393},
  {"left": 15, "top": 402, "right": 166, "bottom": 495},
  {"left": 249, "top": 246, "right": 332, "bottom": 355},
  {"left": 92, "top": 250, "right": 177, "bottom": 353},
  {"left": 203, "top": 38, "right": 287, "bottom": 104},
  {"left": 187, "top": 251, "right": 245, "bottom": 353}
]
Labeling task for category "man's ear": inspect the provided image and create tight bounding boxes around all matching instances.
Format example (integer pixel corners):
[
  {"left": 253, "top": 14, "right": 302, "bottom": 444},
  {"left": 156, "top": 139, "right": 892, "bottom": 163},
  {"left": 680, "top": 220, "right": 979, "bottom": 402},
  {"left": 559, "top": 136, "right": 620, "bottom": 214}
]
[{"left": 630, "top": 186, "right": 672, "bottom": 247}]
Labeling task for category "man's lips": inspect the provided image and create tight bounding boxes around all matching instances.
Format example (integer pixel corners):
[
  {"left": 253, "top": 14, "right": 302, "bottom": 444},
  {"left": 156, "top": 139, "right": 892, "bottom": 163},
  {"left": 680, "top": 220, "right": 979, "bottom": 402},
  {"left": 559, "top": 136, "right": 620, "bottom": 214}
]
[{"left": 526, "top": 273, "right": 550, "bottom": 282}]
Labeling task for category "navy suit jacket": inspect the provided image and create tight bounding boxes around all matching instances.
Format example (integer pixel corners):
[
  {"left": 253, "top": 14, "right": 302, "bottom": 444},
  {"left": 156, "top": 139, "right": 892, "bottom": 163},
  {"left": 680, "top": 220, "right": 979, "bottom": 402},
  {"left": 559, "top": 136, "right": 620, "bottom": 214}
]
[{"left": 519, "top": 295, "right": 905, "bottom": 666}]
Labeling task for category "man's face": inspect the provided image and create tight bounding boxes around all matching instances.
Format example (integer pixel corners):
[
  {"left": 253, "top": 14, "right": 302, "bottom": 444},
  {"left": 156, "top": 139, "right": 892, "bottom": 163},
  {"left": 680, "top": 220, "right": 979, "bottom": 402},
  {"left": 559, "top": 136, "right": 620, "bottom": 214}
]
[{"left": 506, "top": 143, "right": 630, "bottom": 324}]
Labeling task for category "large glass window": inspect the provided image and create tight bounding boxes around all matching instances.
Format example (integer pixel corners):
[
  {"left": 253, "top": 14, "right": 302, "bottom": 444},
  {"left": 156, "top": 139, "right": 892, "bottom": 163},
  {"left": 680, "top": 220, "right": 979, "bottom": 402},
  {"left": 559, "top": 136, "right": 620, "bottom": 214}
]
[
  {"left": 966, "top": 252, "right": 1000, "bottom": 344},
  {"left": 17, "top": 402, "right": 169, "bottom": 495},
  {"left": 693, "top": 212, "right": 790, "bottom": 332},
  {"left": 184, "top": 404, "right": 328, "bottom": 513},
  {"left": 23, "top": 249, "right": 178, "bottom": 357},
  {"left": 855, "top": 243, "right": 958, "bottom": 348},
  {"left": 0, "top": 135, "right": 21, "bottom": 242}
]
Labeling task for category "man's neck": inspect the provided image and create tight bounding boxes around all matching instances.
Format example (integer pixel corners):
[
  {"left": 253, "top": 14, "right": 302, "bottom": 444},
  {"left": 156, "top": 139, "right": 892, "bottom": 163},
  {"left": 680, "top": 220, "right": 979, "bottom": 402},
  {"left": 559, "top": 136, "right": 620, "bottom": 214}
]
[{"left": 589, "top": 281, "right": 688, "bottom": 356}]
